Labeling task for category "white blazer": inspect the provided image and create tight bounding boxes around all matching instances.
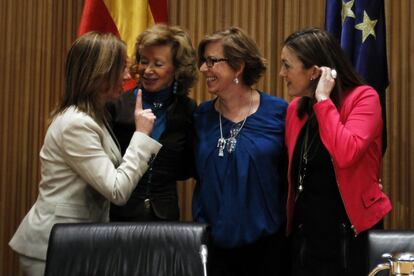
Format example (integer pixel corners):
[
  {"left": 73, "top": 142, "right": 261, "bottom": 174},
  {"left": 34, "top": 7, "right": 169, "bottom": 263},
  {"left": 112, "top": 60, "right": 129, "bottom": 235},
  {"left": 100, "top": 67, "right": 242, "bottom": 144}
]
[{"left": 9, "top": 106, "right": 162, "bottom": 260}]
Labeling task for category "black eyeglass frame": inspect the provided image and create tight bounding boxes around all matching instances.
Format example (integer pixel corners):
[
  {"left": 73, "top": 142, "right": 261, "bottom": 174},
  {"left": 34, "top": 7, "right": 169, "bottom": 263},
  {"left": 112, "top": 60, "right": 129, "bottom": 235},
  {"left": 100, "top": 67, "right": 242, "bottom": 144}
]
[{"left": 202, "top": 57, "right": 228, "bottom": 68}]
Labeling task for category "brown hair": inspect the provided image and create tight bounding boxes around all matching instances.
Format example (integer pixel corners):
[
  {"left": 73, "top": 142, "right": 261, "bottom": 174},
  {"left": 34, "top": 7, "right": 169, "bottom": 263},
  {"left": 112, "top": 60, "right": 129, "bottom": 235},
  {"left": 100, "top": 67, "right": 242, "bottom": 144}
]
[
  {"left": 53, "top": 32, "right": 126, "bottom": 123},
  {"left": 283, "top": 27, "right": 364, "bottom": 117},
  {"left": 197, "top": 26, "right": 266, "bottom": 86},
  {"left": 134, "top": 24, "right": 197, "bottom": 95}
]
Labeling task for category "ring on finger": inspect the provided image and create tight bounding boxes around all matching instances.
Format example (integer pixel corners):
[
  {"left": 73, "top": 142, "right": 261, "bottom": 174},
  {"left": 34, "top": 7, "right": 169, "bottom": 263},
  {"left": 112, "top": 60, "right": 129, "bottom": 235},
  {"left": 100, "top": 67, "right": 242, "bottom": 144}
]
[{"left": 330, "top": 69, "right": 337, "bottom": 79}]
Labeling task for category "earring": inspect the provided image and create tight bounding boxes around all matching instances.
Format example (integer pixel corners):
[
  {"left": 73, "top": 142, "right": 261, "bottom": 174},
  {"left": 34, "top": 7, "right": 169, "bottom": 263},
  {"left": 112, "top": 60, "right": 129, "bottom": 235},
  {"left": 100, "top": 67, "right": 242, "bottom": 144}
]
[
  {"left": 173, "top": 80, "right": 178, "bottom": 94},
  {"left": 233, "top": 77, "right": 239, "bottom": 84},
  {"left": 310, "top": 77, "right": 314, "bottom": 81}
]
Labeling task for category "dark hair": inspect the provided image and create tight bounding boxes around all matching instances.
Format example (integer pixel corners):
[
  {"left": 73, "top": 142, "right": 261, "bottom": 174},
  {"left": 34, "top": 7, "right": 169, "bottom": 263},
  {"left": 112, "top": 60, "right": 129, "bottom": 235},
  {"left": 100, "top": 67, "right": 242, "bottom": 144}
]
[
  {"left": 134, "top": 24, "right": 197, "bottom": 95},
  {"left": 197, "top": 26, "right": 266, "bottom": 86},
  {"left": 54, "top": 32, "right": 126, "bottom": 123},
  {"left": 283, "top": 27, "right": 364, "bottom": 117}
]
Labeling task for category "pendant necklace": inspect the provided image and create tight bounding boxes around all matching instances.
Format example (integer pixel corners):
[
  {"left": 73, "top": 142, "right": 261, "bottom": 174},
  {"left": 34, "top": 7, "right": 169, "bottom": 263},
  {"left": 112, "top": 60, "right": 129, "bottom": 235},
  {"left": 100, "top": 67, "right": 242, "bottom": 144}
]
[
  {"left": 217, "top": 90, "right": 253, "bottom": 157},
  {"left": 296, "top": 116, "right": 319, "bottom": 199},
  {"left": 152, "top": 102, "right": 163, "bottom": 109}
]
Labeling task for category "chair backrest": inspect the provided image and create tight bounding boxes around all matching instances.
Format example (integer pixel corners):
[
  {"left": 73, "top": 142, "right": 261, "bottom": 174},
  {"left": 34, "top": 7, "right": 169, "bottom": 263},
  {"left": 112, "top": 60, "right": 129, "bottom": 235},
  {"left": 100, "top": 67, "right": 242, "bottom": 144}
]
[
  {"left": 44, "top": 222, "right": 210, "bottom": 276},
  {"left": 367, "top": 229, "right": 414, "bottom": 276}
]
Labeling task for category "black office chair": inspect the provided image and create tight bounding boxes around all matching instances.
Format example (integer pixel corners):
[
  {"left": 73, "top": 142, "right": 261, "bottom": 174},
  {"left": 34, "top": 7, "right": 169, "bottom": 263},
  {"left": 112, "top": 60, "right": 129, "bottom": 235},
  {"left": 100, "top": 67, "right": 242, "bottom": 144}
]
[
  {"left": 367, "top": 230, "right": 414, "bottom": 276},
  {"left": 44, "top": 222, "right": 210, "bottom": 276}
]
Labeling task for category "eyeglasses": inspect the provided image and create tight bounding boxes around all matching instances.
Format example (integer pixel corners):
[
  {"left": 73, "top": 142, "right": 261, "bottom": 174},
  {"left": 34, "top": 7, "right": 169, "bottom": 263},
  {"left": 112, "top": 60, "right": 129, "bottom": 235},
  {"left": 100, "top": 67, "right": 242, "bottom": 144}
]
[{"left": 202, "top": 57, "right": 228, "bottom": 68}]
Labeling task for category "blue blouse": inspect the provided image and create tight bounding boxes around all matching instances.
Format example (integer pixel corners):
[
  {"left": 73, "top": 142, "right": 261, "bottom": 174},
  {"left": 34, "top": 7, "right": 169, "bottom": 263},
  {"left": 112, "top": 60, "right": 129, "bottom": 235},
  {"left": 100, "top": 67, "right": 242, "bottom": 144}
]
[{"left": 192, "top": 91, "right": 288, "bottom": 248}]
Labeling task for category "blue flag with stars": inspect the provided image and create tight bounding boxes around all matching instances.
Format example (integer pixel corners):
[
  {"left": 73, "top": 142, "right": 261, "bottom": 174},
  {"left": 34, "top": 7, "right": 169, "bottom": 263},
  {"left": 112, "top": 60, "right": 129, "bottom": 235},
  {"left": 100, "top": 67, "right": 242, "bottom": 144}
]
[{"left": 325, "top": 0, "right": 388, "bottom": 154}]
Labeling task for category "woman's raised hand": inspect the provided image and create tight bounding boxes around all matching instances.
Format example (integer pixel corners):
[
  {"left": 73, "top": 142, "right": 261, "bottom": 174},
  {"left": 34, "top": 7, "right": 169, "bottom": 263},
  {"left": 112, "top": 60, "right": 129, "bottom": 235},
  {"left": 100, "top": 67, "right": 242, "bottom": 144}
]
[
  {"left": 315, "top": 66, "right": 336, "bottom": 102},
  {"left": 134, "top": 89, "right": 156, "bottom": 135}
]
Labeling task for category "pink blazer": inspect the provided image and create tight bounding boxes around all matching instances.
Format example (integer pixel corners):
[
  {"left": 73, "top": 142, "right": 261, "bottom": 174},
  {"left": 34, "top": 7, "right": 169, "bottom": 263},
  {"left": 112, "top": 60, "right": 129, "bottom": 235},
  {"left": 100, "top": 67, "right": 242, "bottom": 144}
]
[{"left": 285, "top": 85, "right": 392, "bottom": 235}]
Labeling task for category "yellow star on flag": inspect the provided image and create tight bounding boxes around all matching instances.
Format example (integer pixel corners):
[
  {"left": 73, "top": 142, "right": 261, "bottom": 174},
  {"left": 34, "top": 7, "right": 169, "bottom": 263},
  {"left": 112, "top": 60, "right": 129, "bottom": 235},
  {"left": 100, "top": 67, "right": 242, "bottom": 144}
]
[
  {"left": 341, "top": 0, "right": 355, "bottom": 24},
  {"left": 355, "top": 11, "right": 378, "bottom": 42}
]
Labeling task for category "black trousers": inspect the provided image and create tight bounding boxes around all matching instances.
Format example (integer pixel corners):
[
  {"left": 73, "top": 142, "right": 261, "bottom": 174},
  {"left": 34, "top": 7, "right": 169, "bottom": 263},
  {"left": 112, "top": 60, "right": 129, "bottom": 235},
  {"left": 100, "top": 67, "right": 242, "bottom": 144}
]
[{"left": 289, "top": 221, "right": 383, "bottom": 276}]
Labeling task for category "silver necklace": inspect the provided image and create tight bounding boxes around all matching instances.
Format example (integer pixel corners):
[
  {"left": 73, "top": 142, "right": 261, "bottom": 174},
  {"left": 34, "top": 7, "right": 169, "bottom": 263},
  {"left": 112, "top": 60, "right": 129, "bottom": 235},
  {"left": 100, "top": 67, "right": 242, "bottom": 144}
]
[
  {"left": 296, "top": 116, "right": 319, "bottom": 199},
  {"left": 217, "top": 90, "right": 253, "bottom": 157}
]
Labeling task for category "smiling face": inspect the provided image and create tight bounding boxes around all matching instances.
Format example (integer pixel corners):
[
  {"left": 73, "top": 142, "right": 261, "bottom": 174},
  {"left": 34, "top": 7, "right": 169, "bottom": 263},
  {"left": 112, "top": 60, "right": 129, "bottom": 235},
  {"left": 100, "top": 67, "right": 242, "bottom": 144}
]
[
  {"left": 199, "top": 41, "right": 237, "bottom": 96},
  {"left": 279, "top": 46, "right": 315, "bottom": 97},
  {"left": 138, "top": 45, "right": 175, "bottom": 92}
]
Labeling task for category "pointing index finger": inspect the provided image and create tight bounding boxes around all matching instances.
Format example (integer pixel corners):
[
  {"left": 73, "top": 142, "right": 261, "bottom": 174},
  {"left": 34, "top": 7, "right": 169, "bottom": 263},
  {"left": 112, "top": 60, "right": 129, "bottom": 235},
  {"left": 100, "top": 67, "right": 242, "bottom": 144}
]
[{"left": 135, "top": 89, "right": 143, "bottom": 112}]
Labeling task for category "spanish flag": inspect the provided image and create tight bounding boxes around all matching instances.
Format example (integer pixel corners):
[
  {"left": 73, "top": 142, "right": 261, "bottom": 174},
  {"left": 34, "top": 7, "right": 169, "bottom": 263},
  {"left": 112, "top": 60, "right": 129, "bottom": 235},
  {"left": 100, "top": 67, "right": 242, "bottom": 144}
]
[{"left": 78, "top": 0, "right": 168, "bottom": 90}]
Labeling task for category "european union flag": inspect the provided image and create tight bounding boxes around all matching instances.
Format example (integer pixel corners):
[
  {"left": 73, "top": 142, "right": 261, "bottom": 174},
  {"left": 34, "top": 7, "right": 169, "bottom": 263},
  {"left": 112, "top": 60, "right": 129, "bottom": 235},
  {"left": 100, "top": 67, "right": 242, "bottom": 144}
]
[{"left": 325, "top": 0, "right": 388, "bottom": 154}]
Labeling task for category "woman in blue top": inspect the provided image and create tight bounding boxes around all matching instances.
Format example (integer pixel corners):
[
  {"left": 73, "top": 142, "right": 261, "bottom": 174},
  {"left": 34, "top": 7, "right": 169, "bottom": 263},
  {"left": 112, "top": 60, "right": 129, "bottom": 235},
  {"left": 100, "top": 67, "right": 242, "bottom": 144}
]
[{"left": 193, "top": 27, "right": 288, "bottom": 276}]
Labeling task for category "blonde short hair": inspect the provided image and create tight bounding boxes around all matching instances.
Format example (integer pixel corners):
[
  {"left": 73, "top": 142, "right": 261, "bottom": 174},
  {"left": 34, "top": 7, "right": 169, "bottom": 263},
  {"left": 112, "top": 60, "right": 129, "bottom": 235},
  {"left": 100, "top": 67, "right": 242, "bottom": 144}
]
[{"left": 134, "top": 24, "right": 197, "bottom": 95}]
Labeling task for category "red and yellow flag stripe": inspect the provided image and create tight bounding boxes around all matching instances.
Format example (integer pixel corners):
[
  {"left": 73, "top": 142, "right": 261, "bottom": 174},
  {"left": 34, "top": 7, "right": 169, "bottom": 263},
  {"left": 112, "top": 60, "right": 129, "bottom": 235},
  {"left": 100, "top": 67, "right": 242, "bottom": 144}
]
[{"left": 78, "top": 0, "right": 168, "bottom": 57}]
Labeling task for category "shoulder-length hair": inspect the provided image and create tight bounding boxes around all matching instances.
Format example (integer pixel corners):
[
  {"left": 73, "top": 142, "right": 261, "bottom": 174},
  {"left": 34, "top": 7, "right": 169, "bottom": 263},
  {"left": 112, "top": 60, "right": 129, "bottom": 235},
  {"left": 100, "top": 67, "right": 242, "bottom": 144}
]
[
  {"left": 134, "top": 24, "right": 198, "bottom": 95},
  {"left": 283, "top": 27, "right": 364, "bottom": 117},
  {"left": 53, "top": 32, "right": 126, "bottom": 123},
  {"left": 197, "top": 26, "right": 266, "bottom": 86}
]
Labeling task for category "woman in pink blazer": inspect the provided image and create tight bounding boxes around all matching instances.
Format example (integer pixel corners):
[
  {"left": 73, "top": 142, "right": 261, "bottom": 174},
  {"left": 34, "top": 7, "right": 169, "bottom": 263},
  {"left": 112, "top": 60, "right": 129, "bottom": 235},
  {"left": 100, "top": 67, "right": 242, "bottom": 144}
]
[{"left": 280, "top": 27, "right": 392, "bottom": 276}]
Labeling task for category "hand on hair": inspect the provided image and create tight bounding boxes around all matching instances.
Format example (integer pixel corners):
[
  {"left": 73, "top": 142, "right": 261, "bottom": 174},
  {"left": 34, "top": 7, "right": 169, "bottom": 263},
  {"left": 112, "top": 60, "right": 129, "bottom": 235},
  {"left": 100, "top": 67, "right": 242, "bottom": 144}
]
[{"left": 315, "top": 66, "right": 336, "bottom": 102}]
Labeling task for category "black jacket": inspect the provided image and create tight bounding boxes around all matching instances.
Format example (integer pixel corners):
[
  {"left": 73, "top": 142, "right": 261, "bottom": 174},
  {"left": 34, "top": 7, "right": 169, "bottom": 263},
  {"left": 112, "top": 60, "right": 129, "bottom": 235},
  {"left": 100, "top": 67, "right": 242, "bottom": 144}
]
[{"left": 107, "top": 89, "right": 197, "bottom": 221}]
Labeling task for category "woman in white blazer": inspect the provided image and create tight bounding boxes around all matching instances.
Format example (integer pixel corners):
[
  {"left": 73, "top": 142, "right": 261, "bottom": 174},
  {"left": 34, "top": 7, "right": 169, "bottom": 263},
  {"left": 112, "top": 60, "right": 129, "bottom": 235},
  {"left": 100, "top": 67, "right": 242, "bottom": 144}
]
[{"left": 9, "top": 32, "right": 162, "bottom": 276}]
